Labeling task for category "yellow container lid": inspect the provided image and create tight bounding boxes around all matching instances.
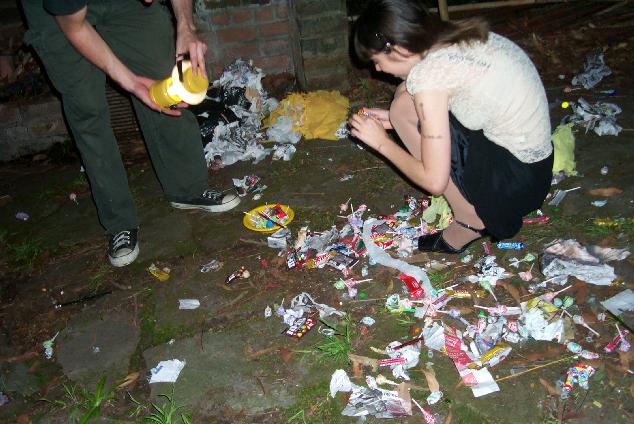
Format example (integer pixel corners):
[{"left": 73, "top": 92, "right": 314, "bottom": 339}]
[{"left": 182, "top": 68, "right": 209, "bottom": 94}]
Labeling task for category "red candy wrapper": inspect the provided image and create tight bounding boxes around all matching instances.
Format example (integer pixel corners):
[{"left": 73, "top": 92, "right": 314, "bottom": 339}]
[
  {"left": 378, "top": 357, "right": 407, "bottom": 367},
  {"left": 399, "top": 273, "right": 425, "bottom": 300},
  {"left": 523, "top": 215, "right": 550, "bottom": 224}
]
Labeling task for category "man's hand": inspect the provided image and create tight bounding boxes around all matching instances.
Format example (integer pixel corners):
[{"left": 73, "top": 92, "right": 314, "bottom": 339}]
[
  {"left": 130, "top": 76, "right": 184, "bottom": 116},
  {"left": 171, "top": 0, "right": 207, "bottom": 77},
  {"left": 176, "top": 28, "right": 207, "bottom": 78}
]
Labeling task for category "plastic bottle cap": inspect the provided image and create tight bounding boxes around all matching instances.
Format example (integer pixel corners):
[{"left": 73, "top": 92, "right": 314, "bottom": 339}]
[
  {"left": 561, "top": 101, "right": 570, "bottom": 109},
  {"left": 182, "top": 68, "right": 209, "bottom": 94}
]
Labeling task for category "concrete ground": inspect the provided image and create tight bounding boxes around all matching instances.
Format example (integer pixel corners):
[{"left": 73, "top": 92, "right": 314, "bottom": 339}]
[{"left": 1, "top": 2, "right": 633, "bottom": 423}]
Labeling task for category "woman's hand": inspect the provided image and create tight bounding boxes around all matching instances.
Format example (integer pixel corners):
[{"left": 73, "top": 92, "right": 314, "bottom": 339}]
[
  {"left": 363, "top": 108, "right": 393, "bottom": 129},
  {"left": 349, "top": 113, "right": 392, "bottom": 151}
]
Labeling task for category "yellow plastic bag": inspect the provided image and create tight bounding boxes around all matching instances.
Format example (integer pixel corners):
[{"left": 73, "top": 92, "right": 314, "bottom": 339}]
[
  {"left": 551, "top": 123, "right": 577, "bottom": 175},
  {"left": 264, "top": 90, "right": 349, "bottom": 140}
]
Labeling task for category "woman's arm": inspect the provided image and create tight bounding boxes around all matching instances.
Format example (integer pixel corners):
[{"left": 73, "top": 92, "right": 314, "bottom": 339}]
[{"left": 349, "top": 89, "right": 451, "bottom": 195}]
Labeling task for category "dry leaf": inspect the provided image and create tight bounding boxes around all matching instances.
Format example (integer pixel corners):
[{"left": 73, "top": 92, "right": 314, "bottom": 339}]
[
  {"left": 422, "top": 369, "right": 440, "bottom": 392},
  {"left": 539, "top": 377, "right": 559, "bottom": 396},
  {"left": 574, "top": 281, "right": 586, "bottom": 305},
  {"left": 278, "top": 347, "right": 293, "bottom": 364},
  {"left": 588, "top": 187, "right": 623, "bottom": 196},
  {"left": 117, "top": 372, "right": 140, "bottom": 390},
  {"left": 619, "top": 351, "right": 631, "bottom": 372},
  {"left": 444, "top": 410, "right": 453, "bottom": 424},
  {"left": 499, "top": 281, "right": 521, "bottom": 306}
]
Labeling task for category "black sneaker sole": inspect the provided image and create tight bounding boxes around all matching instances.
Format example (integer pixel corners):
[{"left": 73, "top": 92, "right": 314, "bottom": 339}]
[
  {"left": 170, "top": 195, "right": 240, "bottom": 213},
  {"left": 108, "top": 244, "right": 139, "bottom": 267}
]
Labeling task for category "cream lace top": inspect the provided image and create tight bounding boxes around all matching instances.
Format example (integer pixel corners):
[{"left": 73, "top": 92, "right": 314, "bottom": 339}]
[{"left": 406, "top": 32, "right": 552, "bottom": 163}]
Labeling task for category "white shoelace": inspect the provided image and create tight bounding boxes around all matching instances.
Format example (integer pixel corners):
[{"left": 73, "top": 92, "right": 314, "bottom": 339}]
[{"left": 111, "top": 231, "right": 132, "bottom": 250}]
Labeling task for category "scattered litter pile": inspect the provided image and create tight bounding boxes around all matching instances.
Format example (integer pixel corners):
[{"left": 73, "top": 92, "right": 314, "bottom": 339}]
[
  {"left": 255, "top": 195, "right": 632, "bottom": 421},
  {"left": 191, "top": 59, "right": 278, "bottom": 167},
  {"left": 190, "top": 59, "right": 351, "bottom": 168},
  {"left": 562, "top": 52, "right": 621, "bottom": 136}
]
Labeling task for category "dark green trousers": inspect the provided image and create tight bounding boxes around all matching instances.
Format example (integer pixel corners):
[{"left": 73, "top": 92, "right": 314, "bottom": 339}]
[{"left": 22, "top": 0, "right": 209, "bottom": 234}]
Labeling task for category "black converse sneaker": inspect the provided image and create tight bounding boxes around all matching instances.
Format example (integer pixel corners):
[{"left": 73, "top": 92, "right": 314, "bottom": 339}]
[
  {"left": 108, "top": 229, "right": 139, "bottom": 267},
  {"left": 170, "top": 188, "right": 240, "bottom": 212}
]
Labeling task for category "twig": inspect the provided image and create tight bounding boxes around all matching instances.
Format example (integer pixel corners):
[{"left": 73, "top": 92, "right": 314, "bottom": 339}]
[{"left": 495, "top": 355, "right": 576, "bottom": 382}]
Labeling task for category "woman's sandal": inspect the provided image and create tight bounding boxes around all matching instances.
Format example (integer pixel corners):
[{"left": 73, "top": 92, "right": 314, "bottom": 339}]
[{"left": 418, "top": 220, "right": 488, "bottom": 254}]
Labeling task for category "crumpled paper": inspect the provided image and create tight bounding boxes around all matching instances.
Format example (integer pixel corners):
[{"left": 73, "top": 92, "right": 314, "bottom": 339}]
[
  {"left": 540, "top": 239, "right": 622, "bottom": 285},
  {"left": 264, "top": 90, "right": 350, "bottom": 141},
  {"left": 196, "top": 59, "right": 280, "bottom": 167},
  {"left": 149, "top": 359, "right": 186, "bottom": 383},
  {"left": 562, "top": 97, "right": 622, "bottom": 136},
  {"left": 601, "top": 289, "right": 634, "bottom": 317},
  {"left": 362, "top": 218, "right": 433, "bottom": 295},
  {"left": 385, "top": 341, "right": 420, "bottom": 381},
  {"left": 288, "top": 292, "right": 345, "bottom": 321},
  {"left": 329, "top": 370, "right": 412, "bottom": 418},
  {"left": 551, "top": 123, "right": 577, "bottom": 176},
  {"left": 421, "top": 195, "right": 453, "bottom": 229},
  {"left": 571, "top": 52, "right": 612, "bottom": 89}
]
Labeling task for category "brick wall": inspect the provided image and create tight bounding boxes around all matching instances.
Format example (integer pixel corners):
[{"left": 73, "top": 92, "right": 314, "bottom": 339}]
[
  {"left": 196, "top": 0, "right": 350, "bottom": 90},
  {"left": 196, "top": 0, "right": 293, "bottom": 78},
  {"left": 295, "top": 0, "right": 349, "bottom": 90}
]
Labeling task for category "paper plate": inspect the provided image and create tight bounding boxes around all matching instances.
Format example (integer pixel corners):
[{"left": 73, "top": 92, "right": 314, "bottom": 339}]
[{"left": 243, "top": 204, "right": 295, "bottom": 233}]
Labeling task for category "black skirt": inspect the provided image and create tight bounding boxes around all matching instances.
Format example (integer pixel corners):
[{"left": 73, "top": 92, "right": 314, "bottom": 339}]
[{"left": 448, "top": 113, "right": 553, "bottom": 240}]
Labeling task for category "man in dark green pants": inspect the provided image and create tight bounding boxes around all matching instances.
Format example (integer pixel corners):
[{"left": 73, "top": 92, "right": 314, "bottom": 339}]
[{"left": 21, "top": 0, "right": 239, "bottom": 267}]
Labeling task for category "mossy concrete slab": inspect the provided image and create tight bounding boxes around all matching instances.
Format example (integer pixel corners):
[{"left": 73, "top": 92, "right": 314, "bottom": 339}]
[
  {"left": 143, "top": 319, "right": 312, "bottom": 417},
  {"left": 57, "top": 311, "right": 139, "bottom": 384}
]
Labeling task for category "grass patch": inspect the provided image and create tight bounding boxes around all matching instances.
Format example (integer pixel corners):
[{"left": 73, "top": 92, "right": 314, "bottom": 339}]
[
  {"left": 295, "top": 318, "right": 355, "bottom": 364},
  {"left": 452, "top": 403, "right": 493, "bottom": 424},
  {"left": 284, "top": 381, "right": 346, "bottom": 424},
  {"left": 41, "top": 376, "right": 116, "bottom": 423},
  {"left": 429, "top": 269, "right": 452, "bottom": 289},
  {"left": 89, "top": 265, "right": 111, "bottom": 293},
  {"left": 7, "top": 238, "right": 44, "bottom": 269},
  {"left": 145, "top": 386, "right": 192, "bottom": 424}
]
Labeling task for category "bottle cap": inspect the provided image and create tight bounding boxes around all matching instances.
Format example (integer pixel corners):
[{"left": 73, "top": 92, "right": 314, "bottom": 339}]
[{"left": 182, "top": 68, "right": 209, "bottom": 94}]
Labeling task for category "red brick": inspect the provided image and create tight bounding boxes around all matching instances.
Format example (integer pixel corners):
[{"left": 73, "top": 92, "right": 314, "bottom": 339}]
[
  {"left": 222, "top": 43, "right": 259, "bottom": 61},
  {"left": 255, "top": 6, "right": 274, "bottom": 22},
  {"left": 211, "top": 12, "right": 230, "bottom": 26},
  {"left": 231, "top": 9, "right": 253, "bottom": 24},
  {"left": 211, "top": 64, "right": 225, "bottom": 79},
  {"left": 259, "top": 38, "right": 289, "bottom": 56},
  {"left": 216, "top": 27, "right": 257, "bottom": 43},
  {"left": 274, "top": 4, "right": 288, "bottom": 20},
  {"left": 254, "top": 54, "right": 289, "bottom": 72},
  {"left": 259, "top": 21, "right": 289, "bottom": 37}
]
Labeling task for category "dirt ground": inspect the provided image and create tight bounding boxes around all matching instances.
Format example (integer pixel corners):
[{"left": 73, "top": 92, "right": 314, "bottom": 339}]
[{"left": 1, "top": 2, "right": 633, "bottom": 423}]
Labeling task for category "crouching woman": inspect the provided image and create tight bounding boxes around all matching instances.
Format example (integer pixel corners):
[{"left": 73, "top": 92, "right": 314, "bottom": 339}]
[{"left": 349, "top": 0, "right": 553, "bottom": 254}]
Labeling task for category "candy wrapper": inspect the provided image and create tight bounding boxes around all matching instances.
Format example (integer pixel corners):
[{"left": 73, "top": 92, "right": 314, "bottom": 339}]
[
  {"left": 399, "top": 273, "right": 425, "bottom": 300},
  {"left": 560, "top": 363, "right": 595, "bottom": 399},
  {"left": 147, "top": 263, "right": 170, "bottom": 281},
  {"left": 385, "top": 341, "right": 421, "bottom": 381},
  {"left": 283, "top": 317, "right": 315, "bottom": 339},
  {"left": 232, "top": 174, "right": 266, "bottom": 197}
]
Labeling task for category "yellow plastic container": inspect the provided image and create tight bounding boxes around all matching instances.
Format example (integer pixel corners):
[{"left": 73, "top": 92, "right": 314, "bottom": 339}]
[{"left": 149, "top": 60, "right": 209, "bottom": 108}]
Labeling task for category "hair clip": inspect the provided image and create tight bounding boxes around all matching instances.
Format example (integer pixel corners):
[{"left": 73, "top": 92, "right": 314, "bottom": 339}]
[{"left": 375, "top": 32, "right": 392, "bottom": 53}]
